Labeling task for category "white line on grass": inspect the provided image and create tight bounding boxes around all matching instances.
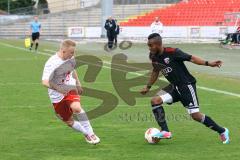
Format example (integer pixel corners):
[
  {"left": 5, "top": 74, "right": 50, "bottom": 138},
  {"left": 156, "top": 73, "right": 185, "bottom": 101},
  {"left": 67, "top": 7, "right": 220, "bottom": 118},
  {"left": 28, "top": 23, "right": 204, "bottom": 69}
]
[
  {"left": 0, "top": 82, "right": 40, "bottom": 86},
  {"left": 0, "top": 105, "right": 50, "bottom": 108},
  {"left": 103, "top": 61, "right": 240, "bottom": 98},
  {"left": 0, "top": 58, "right": 38, "bottom": 61},
  {"left": 44, "top": 49, "right": 56, "bottom": 53},
  {"left": 0, "top": 42, "right": 52, "bottom": 56},
  {"left": 0, "top": 82, "right": 117, "bottom": 86},
  {"left": 1, "top": 42, "right": 240, "bottom": 98}
]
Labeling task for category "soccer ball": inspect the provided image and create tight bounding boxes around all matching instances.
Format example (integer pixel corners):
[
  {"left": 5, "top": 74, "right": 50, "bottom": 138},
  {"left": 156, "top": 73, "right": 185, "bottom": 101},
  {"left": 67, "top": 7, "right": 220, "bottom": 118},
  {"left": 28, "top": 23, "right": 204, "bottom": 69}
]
[{"left": 144, "top": 128, "right": 161, "bottom": 144}]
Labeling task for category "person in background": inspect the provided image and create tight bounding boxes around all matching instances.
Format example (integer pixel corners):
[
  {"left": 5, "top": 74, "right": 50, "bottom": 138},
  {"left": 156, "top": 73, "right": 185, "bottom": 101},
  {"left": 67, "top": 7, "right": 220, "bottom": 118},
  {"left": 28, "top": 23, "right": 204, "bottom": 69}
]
[
  {"left": 104, "top": 16, "right": 116, "bottom": 49},
  {"left": 29, "top": 16, "right": 41, "bottom": 52},
  {"left": 225, "top": 25, "right": 240, "bottom": 44},
  {"left": 232, "top": 25, "right": 240, "bottom": 44},
  {"left": 114, "top": 19, "right": 120, "bottom": 46},
  {"left": 150, "top": 17, "right": 163, "bottom": 35}
]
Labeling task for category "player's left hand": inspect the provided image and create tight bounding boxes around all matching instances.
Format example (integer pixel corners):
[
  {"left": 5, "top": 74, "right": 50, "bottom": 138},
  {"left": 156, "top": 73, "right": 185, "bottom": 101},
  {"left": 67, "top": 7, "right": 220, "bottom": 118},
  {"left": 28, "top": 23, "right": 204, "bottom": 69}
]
[
  {"left": 77, "top": 86, "right": 83, "bottom": 95},
  {"left": 209, "top": 60, "right": 223, "bottom": 68},
  {"left": 140, "top": 86, "right": 150, "bottom": 95}
]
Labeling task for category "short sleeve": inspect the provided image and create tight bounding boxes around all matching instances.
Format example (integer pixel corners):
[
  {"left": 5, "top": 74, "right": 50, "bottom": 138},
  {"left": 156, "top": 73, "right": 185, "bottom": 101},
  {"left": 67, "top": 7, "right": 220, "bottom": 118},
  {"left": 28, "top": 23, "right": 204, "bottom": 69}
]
[
  {"left": 174, "top": 48, "right": 192, "bottom": 61},
  {"left": 149, "top": 54, "right": 164, "bottom": 72},
  {"left": 42, "top": 61, "right": 55, "bottom": 81}
]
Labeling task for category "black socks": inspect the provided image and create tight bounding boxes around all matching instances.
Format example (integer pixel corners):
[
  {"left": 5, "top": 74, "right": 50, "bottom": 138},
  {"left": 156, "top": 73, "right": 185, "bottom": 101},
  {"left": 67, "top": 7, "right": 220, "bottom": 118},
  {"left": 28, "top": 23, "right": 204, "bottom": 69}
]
[
  {"left": 30, "top": 43, "right": 33, "bottom": 49},
  {"left": 152, "top": 104, "right": 169, "bottom": 132},
  {"left": 35, "top": 43, "right": 39, "bottom": 50},
  {"left": 201, "top": 115, "right": 225, "bottom": 134}
]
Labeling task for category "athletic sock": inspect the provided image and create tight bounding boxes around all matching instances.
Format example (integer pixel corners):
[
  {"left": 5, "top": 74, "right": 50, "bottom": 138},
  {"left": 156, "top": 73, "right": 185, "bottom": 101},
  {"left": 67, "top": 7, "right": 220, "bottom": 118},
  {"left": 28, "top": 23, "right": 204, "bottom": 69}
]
[
  {"left": 35, "top": 43, "right": 38, "bottom": 50},
  {"left": 152, "top": 104, "right": 169, "bottom": 132},
  {"left": 201, "top": 115, "right": 225, "bottom": 134},
  {"left": 72, "top": 121, "right": 88, "bottom": 135},
  {"left": 75, "top": 109, "right": 94, "bottom": 135},
  {"left": 30, "top": 43, "right": 33, "bottom": 49}
]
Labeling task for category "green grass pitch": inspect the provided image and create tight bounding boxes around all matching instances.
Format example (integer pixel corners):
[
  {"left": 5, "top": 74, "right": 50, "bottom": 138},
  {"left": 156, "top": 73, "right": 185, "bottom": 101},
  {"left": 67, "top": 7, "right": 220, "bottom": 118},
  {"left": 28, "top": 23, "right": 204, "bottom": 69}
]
[{"left": 0, "top": 39, "right": 240, "bottom": 160}]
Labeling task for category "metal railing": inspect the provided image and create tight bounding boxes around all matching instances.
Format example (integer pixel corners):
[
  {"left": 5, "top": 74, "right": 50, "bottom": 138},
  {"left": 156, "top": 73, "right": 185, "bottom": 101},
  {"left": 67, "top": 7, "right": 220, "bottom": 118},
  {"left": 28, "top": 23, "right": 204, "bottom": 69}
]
[
  {"left": 114, "top": 0, "right": 181, "bottom": 4},
  {"left": 0, "top": 0, "right": 180, "bottom": 15},
  {"left": 0, "top": 0, "right": 174, "bottom": 38},
  {"left": 0, "top": 0, "right": 101, "bottom": 15}
]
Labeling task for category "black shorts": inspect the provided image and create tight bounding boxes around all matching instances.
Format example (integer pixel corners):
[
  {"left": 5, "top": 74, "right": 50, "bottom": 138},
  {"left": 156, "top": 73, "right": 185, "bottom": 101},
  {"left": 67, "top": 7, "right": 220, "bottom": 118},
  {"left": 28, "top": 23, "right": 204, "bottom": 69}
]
[
  {"left": 156, "top": 83, "right": 199, "bottom": 114},
  {"left": 32, "top": 32, "right": 40, "bottom": 41}
]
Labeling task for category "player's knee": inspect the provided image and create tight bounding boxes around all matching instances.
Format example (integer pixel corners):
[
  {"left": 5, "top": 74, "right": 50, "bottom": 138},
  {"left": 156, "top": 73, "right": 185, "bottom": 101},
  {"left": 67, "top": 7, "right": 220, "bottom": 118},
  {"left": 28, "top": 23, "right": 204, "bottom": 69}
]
[
  {"left": 73, "top": 107, "right": 81, "bottom": 114},
  {"left": 65, "top": 120, "right": 74, "bottom": 127},
  {"left": 190, "top": 112, "right": 202, "bottom": 122},
  {"left": 151, "top": 96, "right": 163, "bottom": 105},
  {"left": 70, "top": 102, "right": 82, "bottom": 113}
]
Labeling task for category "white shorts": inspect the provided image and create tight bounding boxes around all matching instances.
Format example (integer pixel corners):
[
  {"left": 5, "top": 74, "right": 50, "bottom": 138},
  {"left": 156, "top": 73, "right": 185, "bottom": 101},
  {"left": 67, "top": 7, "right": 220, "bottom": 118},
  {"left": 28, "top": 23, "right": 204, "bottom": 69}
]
[{"left": 157, "top": 84, "right": 200, "bottom": 114}]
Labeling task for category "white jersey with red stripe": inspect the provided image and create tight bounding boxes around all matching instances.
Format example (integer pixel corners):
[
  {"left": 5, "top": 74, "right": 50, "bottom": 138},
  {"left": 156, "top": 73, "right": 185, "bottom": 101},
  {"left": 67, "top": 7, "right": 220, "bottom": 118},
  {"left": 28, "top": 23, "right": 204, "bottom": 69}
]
[{"left": 42, "top": 53, "right": 76, "bottom": 103}]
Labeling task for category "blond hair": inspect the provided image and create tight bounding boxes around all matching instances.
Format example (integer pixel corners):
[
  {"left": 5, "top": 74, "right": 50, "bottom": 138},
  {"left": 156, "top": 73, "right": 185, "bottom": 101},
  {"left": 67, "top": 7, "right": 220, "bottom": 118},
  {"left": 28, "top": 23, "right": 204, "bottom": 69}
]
[{"left": 60, "top": 39, "right": 76, "bottom": 49}]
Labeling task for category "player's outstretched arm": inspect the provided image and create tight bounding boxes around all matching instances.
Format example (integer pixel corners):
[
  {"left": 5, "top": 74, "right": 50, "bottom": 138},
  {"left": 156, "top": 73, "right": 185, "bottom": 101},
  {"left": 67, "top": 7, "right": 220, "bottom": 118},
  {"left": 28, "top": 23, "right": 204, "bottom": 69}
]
[
  {"left": 73, "top": 70, "right": 83, "bottom": 95},
  {"left": 140, "top": 69, "right": 160, "bottom": 95},
  {"left": 42, "top": 79, "right": 69, "bottom": 95},
  {"left": 190, "top": 55, "right": 223, "bottom": 68}
]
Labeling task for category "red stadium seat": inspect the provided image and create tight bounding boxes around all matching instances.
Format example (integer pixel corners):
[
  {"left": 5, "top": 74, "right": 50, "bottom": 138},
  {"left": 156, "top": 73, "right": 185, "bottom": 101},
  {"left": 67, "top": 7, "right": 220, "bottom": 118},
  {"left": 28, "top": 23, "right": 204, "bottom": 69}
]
[{"left": 120, "top": 0, "right": 239, "bottom": 26}]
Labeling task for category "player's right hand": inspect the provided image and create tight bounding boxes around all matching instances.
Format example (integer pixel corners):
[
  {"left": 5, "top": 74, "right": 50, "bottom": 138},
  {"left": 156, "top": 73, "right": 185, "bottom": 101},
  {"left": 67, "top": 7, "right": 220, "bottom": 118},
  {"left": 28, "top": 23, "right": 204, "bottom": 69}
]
[
  {"left": 140, "top": 86, "right": 150, "bottom": 95},
  {"left": 209, "top": 60, "right": 223, "bottom": 68}
]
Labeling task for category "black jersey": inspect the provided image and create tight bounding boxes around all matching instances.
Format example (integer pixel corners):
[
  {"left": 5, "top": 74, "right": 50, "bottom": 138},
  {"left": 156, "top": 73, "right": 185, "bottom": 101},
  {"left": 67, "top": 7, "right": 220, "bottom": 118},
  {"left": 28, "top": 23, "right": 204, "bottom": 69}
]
[
  {"left": 104, "top": 20, "right": 116, "bottom": 33},
  {"left": 149, "top": 47, "right": 196, "bottom": 86}
]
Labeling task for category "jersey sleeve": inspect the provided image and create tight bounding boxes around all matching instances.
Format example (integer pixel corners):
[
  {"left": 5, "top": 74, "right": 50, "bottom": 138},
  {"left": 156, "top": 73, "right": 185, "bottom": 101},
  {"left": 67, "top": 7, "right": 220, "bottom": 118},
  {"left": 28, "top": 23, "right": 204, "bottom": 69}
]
[
  {"left": 174, "top": 48, "right": 192, "bottom": 61},
  {"left": 42, "top": 61, "right": 55, "bottom": 81}
]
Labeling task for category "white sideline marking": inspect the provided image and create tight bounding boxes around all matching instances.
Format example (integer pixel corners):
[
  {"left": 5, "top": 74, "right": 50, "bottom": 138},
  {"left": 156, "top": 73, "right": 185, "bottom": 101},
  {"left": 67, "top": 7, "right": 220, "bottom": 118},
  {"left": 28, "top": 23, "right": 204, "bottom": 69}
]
[
  {"left": 0, "top": 42, "right": 52, "bottom": 56},
  {"left": 1, "top": 42, "right": 240, "bottom": 98},
  {"left": 104, "top": 62, "right": 240, "bottom": 98},
  {"left": 0, "top": 58, "right": 38, "bottom": 61},
  {"left": 44, "top": 49, "right": 55, "bottom": 53},
  {"left": 197, "top": 86, "right": 240, "bottom": 98},
  {"left": 0, "top": 82, "right": 40, "bottom": 86},
  {"left": 0, "top": 82, "right": 116, "bottom": 86}
]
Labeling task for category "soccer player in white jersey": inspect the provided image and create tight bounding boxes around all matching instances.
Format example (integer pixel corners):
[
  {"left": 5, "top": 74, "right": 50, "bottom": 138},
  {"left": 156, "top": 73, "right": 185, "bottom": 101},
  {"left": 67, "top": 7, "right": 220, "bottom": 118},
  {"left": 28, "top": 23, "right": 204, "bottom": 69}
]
[{"left": 42, "top": 39, "right": 100, "bottom": 145}]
